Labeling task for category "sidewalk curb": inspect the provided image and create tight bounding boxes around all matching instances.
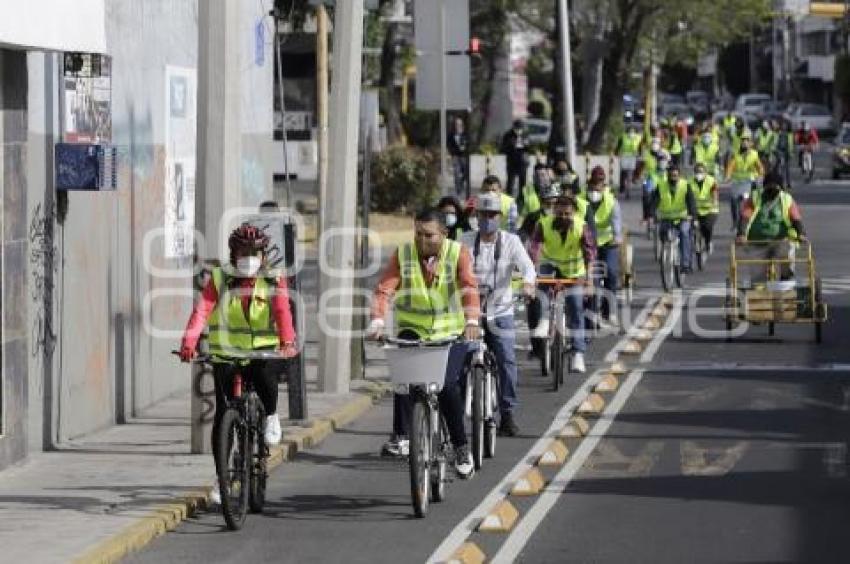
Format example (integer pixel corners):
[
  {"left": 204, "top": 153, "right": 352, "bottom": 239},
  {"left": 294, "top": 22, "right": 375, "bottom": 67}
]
[{"left": 72, "top": 381, "right": 392, "bottom": 564}]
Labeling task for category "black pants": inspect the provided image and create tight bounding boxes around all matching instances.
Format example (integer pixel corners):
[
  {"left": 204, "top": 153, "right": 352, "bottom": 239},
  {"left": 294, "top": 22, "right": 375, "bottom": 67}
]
[
  {"left": 506, "top": 166, "right": 527, "bottom": 197},
  {"left": 698, "top": 213, "right": 718, "bottom": 247},
  {"left": 212, "top": 359, "right": 282, "bottom": 474}
]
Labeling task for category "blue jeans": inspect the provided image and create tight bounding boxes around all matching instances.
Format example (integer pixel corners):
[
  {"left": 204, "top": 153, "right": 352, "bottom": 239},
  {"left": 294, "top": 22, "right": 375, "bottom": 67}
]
[
  {"left": 595, "top": 244, "right": 619, "bottom": 319},
  {"left": 483, "top": 314, "right": 518, "bottom": 415},
  {"left": 532, "top": 263, "right": 586, "bottom": 353},
  {"left": 392, "top": 340, "right": 471, "bottom": 448},
  {"left": 659, "top": 219, "right": 693, "bottom": 271}
]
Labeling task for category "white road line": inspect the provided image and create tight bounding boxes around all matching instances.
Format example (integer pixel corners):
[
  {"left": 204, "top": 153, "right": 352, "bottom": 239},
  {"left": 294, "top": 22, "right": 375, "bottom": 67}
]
[
  {"left": 425, "top": 298, "right": 660, "bottom": 564},
  {"left": 640, "top": 295, "right": 684, "bottom": 363},
  {"left": 492, "top": 368, "right": 646, "bottom": 563},
  {"left": 645, "top": 362, "right": 850, "bottom": 373},
  {"left": 603, "top": 295, "right": 662, "bottom": 363}
]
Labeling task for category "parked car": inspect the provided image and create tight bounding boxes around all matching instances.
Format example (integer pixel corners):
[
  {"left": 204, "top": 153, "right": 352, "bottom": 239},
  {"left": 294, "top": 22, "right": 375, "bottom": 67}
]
[
  {"left": 784, "top": 103, "right": 836, "bottom": 136},
  {"left": 831, "top": 123, "right": 850, "bottom": 179},
  {"left": 686, "top": 90, "right": 710, "bottom": 115},
  {"left": 524, "top": 118, "right": 552, "bottom": 146},
  {"left": 758, "top": 101, "right": 789, "bottom": 124},
  {"left": 735, "top": 93, "right": 772, "bottom": 120}
]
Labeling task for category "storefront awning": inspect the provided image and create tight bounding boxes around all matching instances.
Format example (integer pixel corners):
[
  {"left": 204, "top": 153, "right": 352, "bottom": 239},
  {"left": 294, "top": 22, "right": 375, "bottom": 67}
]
[{"left": 0, "top": 0, "right": 106, "bottom": 54}]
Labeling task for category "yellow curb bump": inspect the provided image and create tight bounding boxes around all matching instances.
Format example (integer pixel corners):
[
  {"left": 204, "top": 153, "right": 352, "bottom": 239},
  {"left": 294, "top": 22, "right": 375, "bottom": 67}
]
[
  {"left": 642, "top": 316, "right": 661, "bottom": 330},
  {"left": 661, "top": 294, "right": 675, "bottom": 308},
  {"left": 511, "top": 467, "right": 547, "bottom": 496},
  {"left": 621, "top": 339, "right": 642, "bottom": 355},
  {"left": 609, "top": 361, "right": 627, "bottom": 375},
  {"left": 652, "top": 305, "right": 668, "bottom": 318},
  {"left": 577, "top": 393, "right": 606, "bottom": 416},
  {"left": 633, "top": 329, "right": 653, "bottom": 342},
  {"left": 595, "top": 374, "right": 620, "bottom": 393},
  {"left": 559, "top": 415, "right": 591, "bottom": 438},
  {"left": 537, "top": 439, "right": 570, "bottom": 466},
  {"left": 478, "top": 500, "right": 520, "bottom": 533},
  {"left": 446, "top": 542, "right": 486, "bottom": 564}
]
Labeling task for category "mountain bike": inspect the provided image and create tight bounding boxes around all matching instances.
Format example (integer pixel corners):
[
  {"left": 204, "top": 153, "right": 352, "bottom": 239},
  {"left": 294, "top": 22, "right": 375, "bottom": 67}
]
[{"left": 174, "top": 350, "right": 280, "bottom": 530}]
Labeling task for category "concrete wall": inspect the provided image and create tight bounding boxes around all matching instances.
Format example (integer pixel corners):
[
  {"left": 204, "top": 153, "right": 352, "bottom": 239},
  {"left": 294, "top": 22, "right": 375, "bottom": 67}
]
[
  {"left": 1, "top": 48, "right": 30, "bottom": 469},
  {"left": 18, "top": 0, "right": 275, "bottom": 454}
]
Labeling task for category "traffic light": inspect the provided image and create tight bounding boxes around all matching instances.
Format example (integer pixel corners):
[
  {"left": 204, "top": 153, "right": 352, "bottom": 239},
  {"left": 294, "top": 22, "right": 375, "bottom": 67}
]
[{"left": 470, "top": 36, "right": 480, "bottom": 55}]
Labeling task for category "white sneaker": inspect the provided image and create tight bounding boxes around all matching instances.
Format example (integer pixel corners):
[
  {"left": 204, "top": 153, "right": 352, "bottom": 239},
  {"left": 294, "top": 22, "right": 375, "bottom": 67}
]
[
  {"left": 209, "top": 482, "right": 221, "bottom": 505},
  {"left": 532, "top": 318, "right": 550, "bottom": 339},
  {"left": 264, "top": 413, "right": 282, "bottom": 446},
  {"left": 572, "top": 352, "right": 586, "bottom": 374},
  {"left": 454, "top": 445, "right": 475, "bottom": 479}
]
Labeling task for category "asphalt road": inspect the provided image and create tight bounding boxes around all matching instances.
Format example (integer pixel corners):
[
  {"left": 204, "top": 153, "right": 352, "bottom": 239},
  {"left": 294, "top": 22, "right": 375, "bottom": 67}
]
[{"left": 128, "top": 161, "right": 850, "bottom": 564}]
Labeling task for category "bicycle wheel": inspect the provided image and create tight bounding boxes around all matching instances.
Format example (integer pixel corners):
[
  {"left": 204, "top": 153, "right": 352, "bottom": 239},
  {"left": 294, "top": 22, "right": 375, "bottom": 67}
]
[
  {"left": 652, "top": 226, "right": 661, "bottom": 262},
  {"left": 541, "top": 337, "right": 551, "bottom": 377},
  {"left": 696, "top": 232, "right": 705, "bottom": 271},
  {"left": 484, "top": 362, "right": 498, "bottom": 458},
  {"left": 552, "top": 332, "right": 563, "bottom": 392},
  {"left": 430, "top": 416, "right": 448, "bottom": 502},
  {"left": 248, "top": 404, "right": 267, "bottom": 514},
  {"left": 409, "top": 399, "right": 431, "bottom": 518},
  {"left": 471, "top": 365, "right": 485, "bottom": 471},
  {"left": 216, "top": 408, "right": 250, "bottom": 530},
  {"left": 660, "top": 243, "right": 673, "bottom": 292}
]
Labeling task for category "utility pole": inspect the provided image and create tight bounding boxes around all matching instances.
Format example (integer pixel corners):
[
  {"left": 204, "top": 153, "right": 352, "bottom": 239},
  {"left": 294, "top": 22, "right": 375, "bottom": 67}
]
[
  {"left": 316, "top": 4, "right": 329, "bottom": 234},
  {"left": 557, "top": 0, "right": 577, "bottom": 165},
  {"left": 438, "top": 0, "right": 449, "bottom": 193},
  {"left": 194, "top": 0, "right": 242, "bottom": 453},
  {"left": 317, "top": 0, "right": 364, "bottom": 394}
]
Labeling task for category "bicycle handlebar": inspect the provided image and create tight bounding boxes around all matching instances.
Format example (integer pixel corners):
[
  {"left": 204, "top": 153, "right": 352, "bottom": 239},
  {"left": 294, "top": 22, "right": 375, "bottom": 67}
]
[
  {"left": 171, "top": 350, "right": 283, "bottom": 363},
  {"left": 536, "top": 277, "right": 588, "bottom": 287},
  {"left": 377, "top": 336, "right": 459, "bottom": 347}
]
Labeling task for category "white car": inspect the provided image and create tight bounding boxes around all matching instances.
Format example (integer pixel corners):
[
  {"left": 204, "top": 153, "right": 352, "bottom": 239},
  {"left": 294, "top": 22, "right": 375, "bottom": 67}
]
[
  {"left": 735, "top": 93, "right": 772, "bottom": 119},
  {"left": 784, "top": 103, "right": 835, "bottom": 135},
  {"left": 524, "top": 118, "right": 552, "bottom": 145}
]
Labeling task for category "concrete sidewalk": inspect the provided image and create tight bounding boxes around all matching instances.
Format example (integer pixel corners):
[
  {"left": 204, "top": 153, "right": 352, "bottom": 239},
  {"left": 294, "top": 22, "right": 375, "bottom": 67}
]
[{"left": 0, "top": 346, "right": 392, "bottom": 564}]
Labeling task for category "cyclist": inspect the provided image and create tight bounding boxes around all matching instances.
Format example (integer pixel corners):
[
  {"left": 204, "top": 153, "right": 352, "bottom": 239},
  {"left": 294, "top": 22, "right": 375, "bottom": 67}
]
[
  {"left": 527, "top": 195, "right": 597, "bottom": 374},
  {"left": 179, "top": 223, "right": 298, "bottom": 504},
  {"left": 461, "top": 193, "right": 536, "bottom": 437},
  {"left": 755, "top": 119, "right": 777, "bottom": 164},
  {"left": 641, "top": 145, "right": 671, "bottom": 227},
  {"left": 438, "top": 196, "right": 473, "bottom": 241},
  {"left": 663, "top": 119, "right": 684, "bottom": 168},
  {"left": 553, "top": 160, "right": 581, "bottom": 196},
  {"left": 737, "top": 171, "right": 807, "bottom": 282},
  {"left": 615, "top": 123, "right": 642, "bottom": 196},
  {"left": 775, "top": 119, "right": 795, "bottom": 189},
  {"left": 650, "top": 162, "right": 697, "bottom": 274},
  {"left": 690, "top": 161, "right": 720, "bottom": 255},
  {"left": 367, "top": 208, "right": 480, "bottom": 478},
  {"left": 692, "top": 129, "right": 720, "bottom": 179},
  {"left": 725, "top": 133, "right": 764, "bottom": 232},
  {"left": 519, "top": 163, "right": 552, "bottom": 218},
  {"left": 480, "top": 175, "right": 518, "bottom": 233},
  {"left": 795, "top": 122, "right": 819, "bottom": 174},
  {"left": 582, "top": 165, "right": 612, "bottom": 198},
  {"left": 586, "top": 179, "right": 623, "bottom": 328}
]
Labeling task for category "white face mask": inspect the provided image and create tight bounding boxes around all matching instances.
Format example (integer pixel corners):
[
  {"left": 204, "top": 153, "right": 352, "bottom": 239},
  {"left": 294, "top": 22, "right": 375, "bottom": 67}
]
[
  {"left": 651, "top": 141, "right": 661, "bottom": 152},
  {"left": 701, "top": 135, "right": 712, "bottom": 145},
  {"left": 444, "top": 213, "right": 457, "bottom": 228},
  {"left": 236, "top": 256, "right": 262, "bottom": 277},
  {"left": 695, "top": 173, "right": 706, "bottom": 182},
  {"left": 588, "top": 190, "right": 603, "bottom": 204}
]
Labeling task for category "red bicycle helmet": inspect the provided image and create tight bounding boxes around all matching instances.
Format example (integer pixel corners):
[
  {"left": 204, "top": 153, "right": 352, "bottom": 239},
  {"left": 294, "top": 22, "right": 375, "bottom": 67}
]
[
  {"left": 591, "top": 165, "right": 606, "bottom": 180},
  {"left": 228, "top": 223, "right": 270, "bottom": 254}
]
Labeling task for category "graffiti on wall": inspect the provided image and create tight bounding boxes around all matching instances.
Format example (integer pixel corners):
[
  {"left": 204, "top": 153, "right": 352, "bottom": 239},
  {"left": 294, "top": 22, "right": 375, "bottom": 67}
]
[
  {"left": 29, "top": 202, "right": 59, "bottom": 358},
  {"left": 164, "top": 66, "right": 197, "bottom": 259}
]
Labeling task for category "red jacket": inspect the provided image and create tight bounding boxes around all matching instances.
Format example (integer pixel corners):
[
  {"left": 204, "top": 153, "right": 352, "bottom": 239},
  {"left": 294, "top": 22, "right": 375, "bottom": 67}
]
[{"left": 181, "top": 275, "right": 296, "bottom": 352}]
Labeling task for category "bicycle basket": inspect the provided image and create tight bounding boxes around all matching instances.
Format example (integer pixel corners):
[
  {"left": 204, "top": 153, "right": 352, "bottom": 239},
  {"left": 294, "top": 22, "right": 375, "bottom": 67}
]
[{"left": 384, "top": 343, "right": 452, "bottom": 392}]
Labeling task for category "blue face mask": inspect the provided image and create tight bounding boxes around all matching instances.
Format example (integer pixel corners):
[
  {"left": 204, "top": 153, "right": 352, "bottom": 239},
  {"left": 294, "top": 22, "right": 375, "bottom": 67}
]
[{"left": 479, "top": 217, "right": 499, "bottom": 235}]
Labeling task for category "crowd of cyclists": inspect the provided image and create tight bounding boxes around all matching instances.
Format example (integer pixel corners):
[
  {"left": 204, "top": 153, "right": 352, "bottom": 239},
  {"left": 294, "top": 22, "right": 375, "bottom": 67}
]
[{"left": 176, "top": 112, "right": 814, "bottom": 509}]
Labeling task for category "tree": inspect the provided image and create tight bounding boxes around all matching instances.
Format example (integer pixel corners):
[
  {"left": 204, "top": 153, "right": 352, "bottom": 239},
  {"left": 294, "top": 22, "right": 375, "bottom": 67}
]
[{"left": 583, "top": 0, "right": 770, "bottom": 152}]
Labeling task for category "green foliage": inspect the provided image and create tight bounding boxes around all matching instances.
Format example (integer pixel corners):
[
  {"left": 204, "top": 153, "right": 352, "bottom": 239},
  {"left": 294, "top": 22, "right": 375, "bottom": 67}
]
[
  {"left": 401, "top": 109, "right": 439, "bottom": 148},
  {"left": 371, "top": 145, "right": 439, "bottom": 213}
]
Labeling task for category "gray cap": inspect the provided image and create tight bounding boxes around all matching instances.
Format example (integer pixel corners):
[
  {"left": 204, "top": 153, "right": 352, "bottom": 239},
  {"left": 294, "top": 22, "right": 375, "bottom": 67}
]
[{"left": 477, "top": 192, "right": 502, "bottom": 213}]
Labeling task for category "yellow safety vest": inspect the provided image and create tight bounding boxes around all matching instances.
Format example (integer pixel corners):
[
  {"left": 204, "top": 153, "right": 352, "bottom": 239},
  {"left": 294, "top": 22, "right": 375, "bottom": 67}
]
[
  {"left": 730, "top": 149, "right": 761, "bottom": 181},
  {"left": 642, "top": 150, "right": 657, "bottom": 178},
  {"left": 746, "top": 190, "right": 797, "bottom": 241},
  {"left": 756, "top": 129, "right": 777, "bottom": 153},
  {"left": 591, "top": 192, "right": 617, "bottom": 247},
  {"left": 575, "top": 194, "right": 589, "bottom": 223},
  {"left": 690, "top": 175, "right": 719, "bottom": 216},
  {"left": 619, "top": 132, "right": 642, "bottom": 156},
  {"left": 499, "top": 192, "right": 515, "bottom": 230},
  {"left": 394, "top": 239, "right": 465, "bottom": 341},
  {"left": 520, "top": 184, "right": 541, "bottom": 216},
  {"left": 539, "top": 215, "right": 587, "bottom": 278},
  {"left": 657, "top": 178, "right": 690, "bottom": 221},
  {"left": 694, "top": 142, "right": 719, "bottom": 167},
  {"left": 666, "top": 133, "right": 683, "bottom": 155},
  {"left": 208, "top": 268, "right": 279, "bottom": 359}
]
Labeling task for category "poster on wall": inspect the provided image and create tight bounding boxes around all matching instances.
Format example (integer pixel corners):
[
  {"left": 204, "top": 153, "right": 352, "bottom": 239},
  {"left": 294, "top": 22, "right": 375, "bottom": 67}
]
[
  {"left": 164, "top": 66, "right": 197, "bottom": 259},
  {"left": 63, "top": 53, "right": 112, "bottom": 143}
]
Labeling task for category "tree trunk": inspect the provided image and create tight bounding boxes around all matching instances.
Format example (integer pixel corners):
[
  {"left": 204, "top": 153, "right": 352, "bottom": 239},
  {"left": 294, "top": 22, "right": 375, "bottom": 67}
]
[
  {"left": 580, "top": 5, "right": 607, "bottom": 143},
  {"left": 585, "top": 3, "right": 648, "bottom": 152},
  {"left": 379, "top": 21, "right": 403, "bottom": 145}
]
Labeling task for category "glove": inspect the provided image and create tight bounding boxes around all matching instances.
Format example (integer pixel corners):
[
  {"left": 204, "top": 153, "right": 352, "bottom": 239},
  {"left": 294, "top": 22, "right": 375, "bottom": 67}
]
[{"left": 179, "top": 345, "right": 196, "bottom": 363}]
